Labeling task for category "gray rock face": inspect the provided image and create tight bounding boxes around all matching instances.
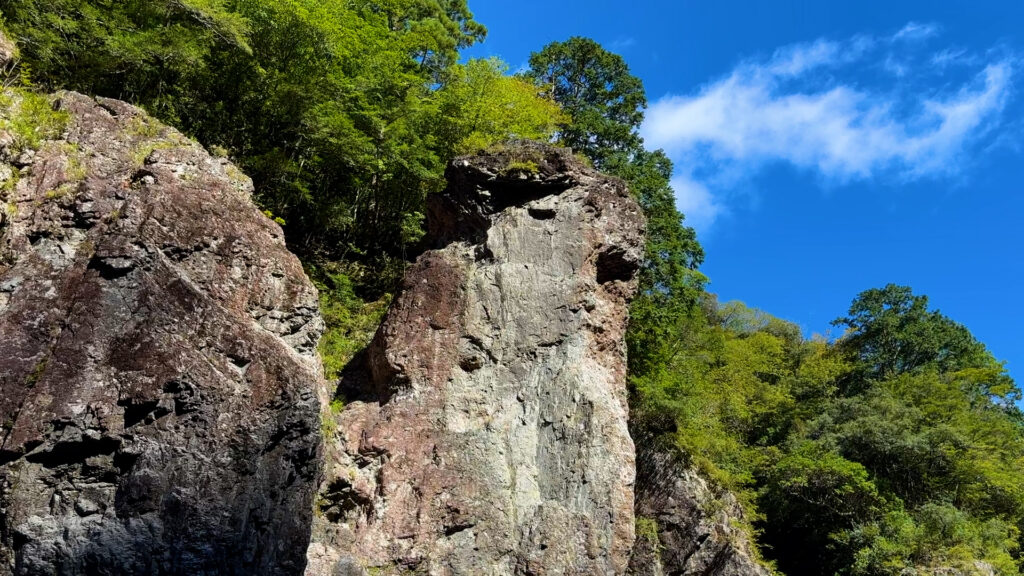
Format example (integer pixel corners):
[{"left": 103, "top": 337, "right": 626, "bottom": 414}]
[
  {"left": 0, "top": 92, "right": 324, "bottom": 575},
  {"left": 0, "top": 33, "right": 16, "bottom": 68},
  {"left": 307, "top": 144, "right": 646, "bottom": 576},
  {"left": 628, "top": 445, "right": 771, "bottom": 576}
]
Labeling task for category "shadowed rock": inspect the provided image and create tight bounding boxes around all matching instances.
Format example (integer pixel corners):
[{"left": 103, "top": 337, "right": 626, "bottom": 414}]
[
  {"left": 0, "top": 92, "right": 324, "bottom": 575},
  {"left": 627, "top": 443, "right": 772, "bottom": 576}
]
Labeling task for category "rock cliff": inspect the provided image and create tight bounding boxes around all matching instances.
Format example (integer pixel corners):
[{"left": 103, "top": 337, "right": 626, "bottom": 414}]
[
  {"left": 0, "top": 92, "right": 324, "bottom": 575},
  {"left": 628, "top": 444, "right": 771, "bottom": 576},
  {"left": 306, "top": 144, "right": 646, "bottom": 576},
  {"left": 0, "top": 78, "right": 769, "bottom": 575}
]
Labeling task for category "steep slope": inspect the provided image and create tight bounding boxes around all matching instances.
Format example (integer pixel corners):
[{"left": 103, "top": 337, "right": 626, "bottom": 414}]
[
  {"left": 307, "top": 144, "right": 646, "bottom": 576},
  {"left": 628, "top": 445, "right": 771, "bottom": 576},
  {"left": 0, "top": 91, "right": 324, "bottom": 575}
]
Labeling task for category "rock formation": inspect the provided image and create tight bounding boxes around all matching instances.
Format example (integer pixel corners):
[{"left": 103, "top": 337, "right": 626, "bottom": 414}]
[
  {"left": 306, "top": 144, "right": 646, "bottom": 576},
  {"left": 628, "top": 444, "right": 771, "bottom": 576},
  {"left": 0, "top": 75, "right": 768, "bottom": 575},
  {"left": 0, "top": 92, "right": 324, "bottom": 575}
]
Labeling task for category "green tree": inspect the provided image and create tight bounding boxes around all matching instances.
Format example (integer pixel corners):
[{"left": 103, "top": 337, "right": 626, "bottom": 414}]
[
  {"left": 616, "top": 149, "right": 706, "bottom": 377},
  {"left": 525, "top": 36, "right": 646, "bottom": 169},
  {"left": 0, "top": 0, "right": 249, "bottom": 123},
  {"left": 434, "top": 57, "right": 566, "bottom": 156},
  {"left": 833, "top": 285, "right": 993, "bottom": 382},
  {"left": 759, "top": 442, "right": 886, "bottom": 575}
]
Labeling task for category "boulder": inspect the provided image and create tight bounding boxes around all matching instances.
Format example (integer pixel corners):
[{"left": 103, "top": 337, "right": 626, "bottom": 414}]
[{"left": 0, "top": 92, "right": 324, "bottom": 575}]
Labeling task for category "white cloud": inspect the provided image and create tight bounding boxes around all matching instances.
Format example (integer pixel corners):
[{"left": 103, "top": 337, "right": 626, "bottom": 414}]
[
  {"left": 609, "top": 37, "right": 636, "bottom": 52},
  {"left": 671, "top": 175, "right": 724, "bottom": 231},
  {"left": 884, "top": 54, "right": 909, "bottom": 77},
  {"left": 893, "top": 22, "right": 941, "bottom": 42},
  {"left": 767, "top": 36, "right": 874, "bottom": 77},
  {"left": 931, "top": 48, "right": 978, "bottom": 69},
  {"left": 642, "top": 26, "right": 1015, "bottom": 232}
]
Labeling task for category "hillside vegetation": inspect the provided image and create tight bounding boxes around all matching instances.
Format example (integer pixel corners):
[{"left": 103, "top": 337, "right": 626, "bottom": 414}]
[{"left": 2, "top": 1, "right": 1021, "bottom": 573}]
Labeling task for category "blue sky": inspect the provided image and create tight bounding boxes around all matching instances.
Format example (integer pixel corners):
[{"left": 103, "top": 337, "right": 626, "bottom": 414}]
[{"left": 464, "top": 0, "right": 1024, "bottom": 383}]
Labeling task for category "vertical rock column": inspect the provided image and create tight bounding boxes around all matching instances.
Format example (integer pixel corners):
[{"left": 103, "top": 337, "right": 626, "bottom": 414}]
[{"left": 307, "top": 143, "right": 646, "bottom": 576}]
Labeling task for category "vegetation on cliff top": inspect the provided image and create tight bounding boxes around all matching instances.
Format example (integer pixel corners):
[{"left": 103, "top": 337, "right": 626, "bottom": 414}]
[{"left": 2, "top": 1, "right": 1022, "bottom": 574}]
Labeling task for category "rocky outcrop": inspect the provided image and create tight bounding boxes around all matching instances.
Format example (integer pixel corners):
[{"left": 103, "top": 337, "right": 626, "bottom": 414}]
[
  {"left": 628, "top": 445, "right": 771, "bottom": 576},
  {"left": 0, "top": 92, "right": 324, "bottom": 575},
  {"left": 307, "top": 144, "right": 646, "bottom": 576},
  {"left": 0, "top": 81, "right": 761, "bottom": 576}
]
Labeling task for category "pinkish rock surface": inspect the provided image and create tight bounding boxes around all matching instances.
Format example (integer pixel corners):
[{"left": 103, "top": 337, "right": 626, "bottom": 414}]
[{"left": 307, "top": 143, "right": 646, "bottom": 576}]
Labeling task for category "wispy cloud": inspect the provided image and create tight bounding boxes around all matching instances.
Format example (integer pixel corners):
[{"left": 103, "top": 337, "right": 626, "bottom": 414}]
[
  {"left": 766, "top": 36, "right": 873, "bottom": 77},
  {"left": 642, "top": 24, "right": 1016, "bottom": 232},
  {"left": 609, "top": 37, "right": 636, "bottom": 52},
  {"left": 931, "top": 48, "right": 979, "bottom": 69},
  {"left": 893, "top": 22, "right": 941, "bottom": 42}
]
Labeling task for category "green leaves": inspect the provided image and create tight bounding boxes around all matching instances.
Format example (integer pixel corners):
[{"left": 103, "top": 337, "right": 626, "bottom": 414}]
[
  {"left": 311, "top": 267, "right": 391, "bottom": 381},
  {"left": 434, "top": 58, "right": 566, "bottom": 156},
  {"left": 631, "top": 283, "right": 1024, "bottom": 575},
  {"left": 845, "top": 504, "right": 1021, "bottom": 575},
  {"left": 834, "top": 284, "right": 991, "bottom": 382},
  {"left": 1, "top": 0, "right": 248, "bottom": 123},
  {"left": 525, "top": 36, "right": 645, "bottom": 168},
  {"left": 0, "top": 89, "right": 69, "bottom": 154}
]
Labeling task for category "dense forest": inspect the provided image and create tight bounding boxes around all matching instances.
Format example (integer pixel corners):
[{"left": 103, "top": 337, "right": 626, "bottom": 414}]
[{"left": 1, "top": 1, "right": 1021, "bottom": 574}]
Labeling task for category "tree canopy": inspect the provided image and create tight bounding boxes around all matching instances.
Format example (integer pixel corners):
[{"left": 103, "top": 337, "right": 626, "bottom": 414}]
[{"left": 525, "top": 36, "right": 646, "bottom": 169}]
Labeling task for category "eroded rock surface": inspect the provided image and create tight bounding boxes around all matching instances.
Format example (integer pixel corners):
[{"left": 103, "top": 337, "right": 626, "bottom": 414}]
[
  {"left": 628, "top": 445, "right": 771, "bottom": 576},
  {"left": 307, "top": 144, "right": 645, "bottom": 576},
  {"left": 0, "top": 92, "right": 324, "bottom": 575}
]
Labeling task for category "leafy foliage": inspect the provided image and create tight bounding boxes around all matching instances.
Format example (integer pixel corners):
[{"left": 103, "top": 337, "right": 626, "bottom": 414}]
[
  {"left": 435, "top": 57, "right": 566, "bottom": 156},
  {"left": 312, "top": 267, "right": 391, "bottom": 381},
  {"left": 525, "top": 36, "right": 646, "bottom": 168},
  {"left": 0, "top": 0, "right": 249, "bottom": 122},
  {"left": 833, "top": 284, "right": 997, "bottom": 384},
  {"left": 637, "top": 292, "right": 1024, "bottom": 575},
  {"left": 0, "top": 88, "right": 68, "bottom": 153}
]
